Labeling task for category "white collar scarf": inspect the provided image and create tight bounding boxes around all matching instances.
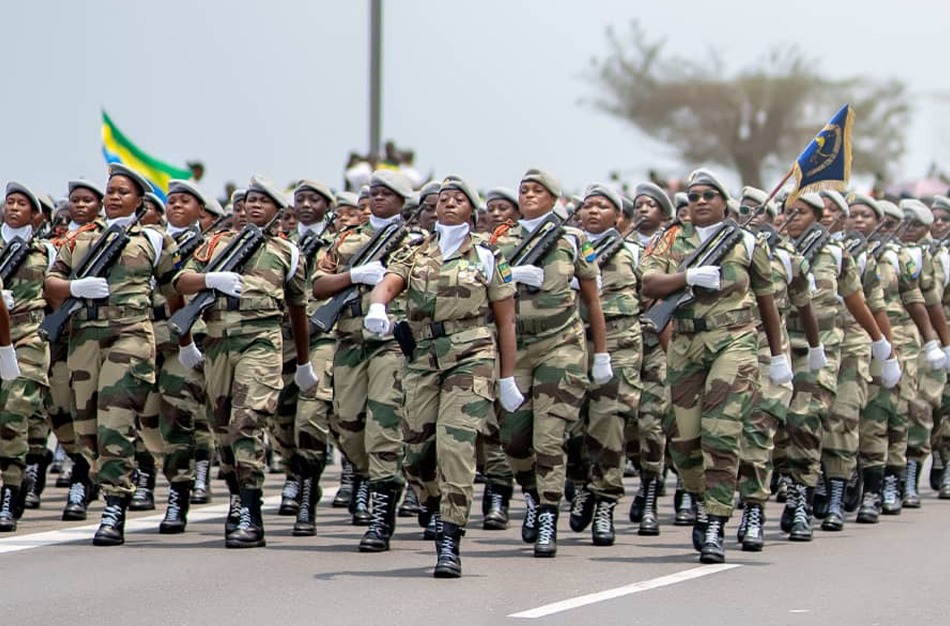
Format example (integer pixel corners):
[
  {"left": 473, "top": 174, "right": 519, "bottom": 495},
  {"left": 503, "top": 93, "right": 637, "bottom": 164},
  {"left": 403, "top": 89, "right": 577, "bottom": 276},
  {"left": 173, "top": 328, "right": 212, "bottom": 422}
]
[
  {"left": 518, "top": 213, "right": 550, "bottom": 233},
  {"left": 298, "top": 218, "right": 327, "bottom": 237},
  {"left": 166, "top": 224, "right": 191, "bottom": 237},
  {"left": 1, "top": 223, "right": 32, "bottom": 243},
  {"left": 106, "top": 215, "right": 136, "bottom": 229},
  {"left": 584, "top": 228, "right": 616, "bottom": 243},
  {"left": 694, "top": 222, "right": 722, "bottom": 244},
  {"left": 435, "top": 222, "right": 470, "bottom": 259},
  {"left": 369, "top": 213, "right": 401, "bottom": 231}
]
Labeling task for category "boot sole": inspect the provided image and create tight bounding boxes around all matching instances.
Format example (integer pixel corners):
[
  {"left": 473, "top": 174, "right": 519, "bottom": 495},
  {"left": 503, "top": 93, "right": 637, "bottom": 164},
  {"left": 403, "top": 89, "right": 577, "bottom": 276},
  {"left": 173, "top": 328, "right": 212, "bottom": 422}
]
[
  {"left": 159, "top": 524, "right": 187, "bottom": 534},
  {"left": 638, "top": 527, "right": 660, "bottom": 536},
  {"left": 788, "top": 534, "right": 813, "bottom": 542},
  {"left": 278, "top": 506, "right": 299, "bottom": 516},
  {"left": 855, "top": 516, "right": 879, "bottom": 524},
  {"left": 699, "top": 552, "right": 725, "bottom": 564},
  {"left": 128, "top": 504, "right": 155, "bottom": 512},
  {"left": 351, "top": 516, "right": 372, "bottom": 526},
  {"left": 92, "top": 536, "right": 124, "bottom": 546},
  {"left": 482, "top": 520, "right": 508, "bottom": 531},
  {"left": 592, "top": 537, "right": 615, "bottom": 546},
  {"left": 433, "top": 565, "right": 462, "bottom": 578},
  {"left": 358, "top": 543, "right": 390, "bottom": 552},
  {"left": 225, "top": 539, "right": 266, "bottom": 548},
  {"left": 902, "top": 500, "right": 921, "bottom": 509},
  {"left": 62, "top": 512, "right": 87, "bottom": 521},
  {"left": 673, "top": 518, "right": 695, "bottom": 526},
  {"left": 292, "top": 528, "right": 316, "bottom": 537},
  {"left": 533, "top": 550, "right": 557, "bottom": 558},
  {"left": 190, "top": 496, "right": 210, "bottom": 505},
  {"left": 398, "top": 508, "right": 420, "bottom": 517},
  {"left": 332, "top": 499, "right": 351, "bottom": 508},
  {"left": 820, "top": 521, "right": 843, "bottom": 531},
  {"left": 741, "top": 541, "right": 763, "bottom": 552}
]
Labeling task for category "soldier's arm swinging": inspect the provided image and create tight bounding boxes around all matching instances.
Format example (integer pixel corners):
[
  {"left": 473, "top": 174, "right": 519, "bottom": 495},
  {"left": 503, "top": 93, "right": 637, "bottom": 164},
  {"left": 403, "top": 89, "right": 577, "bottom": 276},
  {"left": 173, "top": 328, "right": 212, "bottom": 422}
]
[
  {"left": 755, "top": 294, "right": 785, "bottom": 355},
  {"left": 0, "top": 298, "right": 10, "bottom": 346},
  {"left": 288, "top": 303, "right": 311, "bottom": 365},
  {"left": 640, "top": 271, "right": 687, "bottom": 300},
  {"left": 173, "top": 272, "right": 211, "bottom": 295},
  {"left": 312, "top": 271, "right": 356, "bottom": 300},
  {"left": 368, "top": 273, "right": 406, "bottom": 306},
  {"left": 874, "top": 310, "right": 894, "bottom": 344},
  {"left": 924, "top": 302, "right": 950, "bottom": 346},
  {"left": 907, "top": 301, "right": 938, "bottom": 344},
  {"left": 795, "top": 302, "right": 822, "bottom": 349},
  {"left": 843, "top": 291, "right": 888, "bottom": 346},
  {"left": 578, "top": 277, "right": 607, "bottom": 354},
  {"left": 490, "top": 297, "right": 517, "bottom": 379},
  {"left": 43, "top": 276, "right": 72, "bottom": 301}
]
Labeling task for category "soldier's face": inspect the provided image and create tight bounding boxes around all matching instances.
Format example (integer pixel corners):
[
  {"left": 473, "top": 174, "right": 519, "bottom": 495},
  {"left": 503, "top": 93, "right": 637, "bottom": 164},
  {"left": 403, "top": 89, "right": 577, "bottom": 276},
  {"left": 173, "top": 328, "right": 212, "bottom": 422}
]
[
  {"left": 166, "top": 192, "right": 202, "bottom": 228},
  {"left": 676, "top": 205, "right": 691, "bottom": 224},
  {"left": 4, "top": 193, "right": 34, "bottom": 229},
  {"left": 849, "top": 204, "right": 878, "bottom": 237},
  {"left": 281, "top": 207, "right": 298, "bottom": 233},
  {"left": 518, "top": 182, "right": 556, "bottom": 219},
  {"left": 245, "top": 190, "right": 278, "bottom": 227},
  {"left": 419, "top": 195, "right": 438, "bottom": 231},
  {"left": 785, "top": 201, "right": 817, "bottom": 238},
  {"left": 336, "top": 205, "right": 362, "bottom": 228},
  {"left": 634, "top": 196, "right": 664, "bottom": 231},
  {"left": 686, "top": 185, "right": 725, "bottom": 227},
  {"left": 436, "top": 189, "right": 472, "bottom": 227},
  {"left": 903, "top": 221, "right": 928, "bottom": 243},
  {"left": 487, "top": 199, "right": 519, "bottom": 230},
  {"left": 104, "top": 175, "right": 143, "bottom": 219},
  {"left": 820, "top": 198, "right": 844, "bottom": 232},
  {"left": 294, "top": 190, "right": 328, "bottom": 226},
  {"left": 932, "top": 208, "right": 950, "bottom": 240},
  {"left": 370, "top": 185, "right": 403, "bottom": 219},
  {"left": 142, "top": 201, "right": 163, "bottom": 226},
  {"left": 742, "top": 203, "right": 770, "bottom": 230},
  {"left": 232, "top": 200, "right": 247, "bottom": 230},
  {"left": 580, "top": 196, "right": 618, "bottom": 234},
  {"left": 68, "top": 188, "right": 100, "bottom": 224}
]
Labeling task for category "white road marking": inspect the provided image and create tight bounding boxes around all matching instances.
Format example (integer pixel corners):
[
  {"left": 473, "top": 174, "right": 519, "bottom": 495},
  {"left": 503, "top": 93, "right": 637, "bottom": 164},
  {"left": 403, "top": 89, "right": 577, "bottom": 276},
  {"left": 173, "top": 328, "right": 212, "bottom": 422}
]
[
  {"left": 508, "top": 563, "right": 742, "bottom": 619},
  {"left": 0, "top": 486, "right": 339, "bottom": 555}
]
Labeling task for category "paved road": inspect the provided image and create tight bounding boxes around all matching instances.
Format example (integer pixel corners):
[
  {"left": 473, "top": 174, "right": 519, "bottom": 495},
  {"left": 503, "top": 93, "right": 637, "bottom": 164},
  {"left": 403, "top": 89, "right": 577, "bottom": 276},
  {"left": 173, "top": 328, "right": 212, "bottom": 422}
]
[{"left": 3, "top": 463, "right": 947, "bottom": 626}]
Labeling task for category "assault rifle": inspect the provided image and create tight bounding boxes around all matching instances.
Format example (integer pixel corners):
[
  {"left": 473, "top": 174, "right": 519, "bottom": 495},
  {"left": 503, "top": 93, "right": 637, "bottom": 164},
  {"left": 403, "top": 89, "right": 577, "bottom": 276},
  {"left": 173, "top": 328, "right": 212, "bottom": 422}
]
[
  {"left": 507, "top": 205, "right": 576, "bottom": 270},
  {"left": 174, "top": 213, "right": 232, "bottom": 267},
  {"left": 0, "top": 230, "right": 35, "bottom": 284},
  {"left": 594, "top": 221, "right": 640, "bottom": 269},
  {"left": 869, "top": 219, "right": 912, "bottom": 261},
  {"left": 793, "top": 223, "right": 832, "bottom": 265},
  {"left": 298, "top": 213, "right": 336, "bottom": 266},
  {"left": 641, "top": 220, "right": 744, "bottom": 333},
  {"left": 39, "top": 210, "right": 145, "bottom": 344}
]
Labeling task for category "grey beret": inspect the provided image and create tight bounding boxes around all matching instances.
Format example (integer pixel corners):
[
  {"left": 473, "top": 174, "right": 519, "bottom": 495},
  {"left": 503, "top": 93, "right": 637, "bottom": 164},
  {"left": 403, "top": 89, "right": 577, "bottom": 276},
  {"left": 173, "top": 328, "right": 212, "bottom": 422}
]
[
  {"left": 4, "top": 181, "right": 41, "bottom": 212},
  {"left": 68, "top": 179, "right": 104, "bottom": 199},
  {"left": 820, "top": 190, "right": 850, "bottom": 218},
  {"left": 37, "top": 193, "right": 56, "bottom": 215},
  {"left": 168, "top": 179, "right": 213, "bottom": 209},
  {"left": 674, "top": 192, "right": 689, "bottom": 210},
  {"left": 847, "top": 192, "right": 883, "bottom": 220},
  {"left": 230, "top": 188, "right": 246, "bottom": 205},
  {"left": 878, "top": 199, "right": 903, "bottom": 221},
  {"left": 336, "top": 191, "right": 360, "bottom": 209},
  {"left": 486, "top": 186, "right": 519, "bottom": 208},
  {"left": 634, "top": 182, "right": 674, "bottom": 217},
  {"left": 901, "top": 198, "right": 933, "bottom": 226},
  {"left": 247, "top": 175, "right": 291, "bottom": 209},
  {"left": 420, "top": 181, "right": 442, "bottom": 200},
  {"left": 740, "top": 185, "right": 777, "bottom": 217},
  {"left": 358, "top": 185, "right": 370, "bottom": 201},
  {"left": 520, "top": 168, "right": 562, "bottom": 199},
  {"left": 144, "top": 192, "right": 165, "bottom": 213},
  {"left": 932, "top": 195, "right": 950, "bottom": 213},
  {"left": 295, "top": 180, "right": 336, "bottom": 206},
  {"left": 687, "top": 168, "right": 731, "bottom": 201},
  {"left": 370, "top": 169, "right": 413, "bottom": 199},
  {"left": 108, "top": 163, "right": 152, "bottom": 195},
  {"left": 440, "top": 175, "right": 481, "bottom": 210},
  {"left": 797, "top": 192, "right": 825, "bottom": 215},
  {"left": 620, "top": 195, "right": 635, "bottom": 219},
  {"left": 584, "top": 182, "right": 622, "bottom": 212}
]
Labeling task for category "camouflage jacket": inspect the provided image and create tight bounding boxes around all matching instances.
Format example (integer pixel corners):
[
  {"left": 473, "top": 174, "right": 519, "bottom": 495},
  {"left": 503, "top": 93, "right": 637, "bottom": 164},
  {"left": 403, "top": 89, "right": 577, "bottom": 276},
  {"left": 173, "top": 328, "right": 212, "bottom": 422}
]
[
  {"left": 1, "top": 230, "right": 55, "bottom": 342},
  {"left": 786, "top": 240, "right": 861, "bottom": 349},
  {"left": 580, "top": 229, "right": 639, "bottom": 322},
  {"left": 837, "top": 249, "right": 886, "bottom": 356},
  {"left": 905, "top": 241, "right": 942, "bottom": 308}
]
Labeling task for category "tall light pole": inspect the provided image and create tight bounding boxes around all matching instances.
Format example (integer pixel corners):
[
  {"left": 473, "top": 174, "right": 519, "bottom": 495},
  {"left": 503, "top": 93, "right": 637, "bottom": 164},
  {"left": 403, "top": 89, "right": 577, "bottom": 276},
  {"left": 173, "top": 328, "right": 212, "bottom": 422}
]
[{"left": 369, "top": 0, "right": 382, "bottom": 161}]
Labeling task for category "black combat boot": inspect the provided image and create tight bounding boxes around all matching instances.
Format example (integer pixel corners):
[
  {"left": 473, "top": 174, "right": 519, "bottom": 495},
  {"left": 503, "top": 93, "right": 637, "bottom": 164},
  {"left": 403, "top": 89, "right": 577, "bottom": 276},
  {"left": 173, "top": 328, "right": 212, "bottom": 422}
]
[
  {"left": 788, "top": 484, "right": 813, "bottom": 542},
  {"left": 483, "top": 483, "right": 511, "bottom": 531},
  {"left": 813, "top": 470, "right": 829, "bottom": 519},
  {"left": 674, "top": 482, "right": 695, "bottom": 526},
  {"left": 902, "top": 460, "right": 921, "bottom": 508},
  {"left": 699, "top": 515, "right": 727, "bottom": 564},
  {"left": 856, "top": 468, "right": 883, "bottom": 524},
  {"left": 159, "top": 482, "right": 191, "bottom": 534},
  {"left": 481, "top": 482, "right": 493, "bottom": 517},
  {"left": 941, "top": 465, "right": 950, "bottom": 500},
  {"left": 0, "top": 485, "right": 21, "bottom": 532},
  {"left": 129, "top": 468, "right": 156, "bottom": 511},
  {"left": 419, "top": 496, "right": 438, "bottom": 537},
  {"left": 657, "top": 467, "right": 668, "bottom": 497},
  {"left": 929, "top": 454, "right": 944, "bottom": 492},
  {"left": 534, "top": 504, "right": 559, "bottom": 558},
  {"left": 278, "top": 474, "right": 301, "bottom": 516},
  {"left": 93, "top": 495, "right": 131, "bottom": 546},
  {"left": 223, "top": 473, "right": 242, "bottom": 539},
  {"left": 775, "top": 474, "right": 789, "bottom": 503},
  {"left": 881, "top": 468, "right": 902, "bottom": 515},
  {"left": 821, "top": 478, "right": 846, "bottom": 532},
  {"left": 741, "top": 503, "right": 765, "bottom": 552},
  {"left": 843, "top": 468, "right": 862, "bottom": 513},
  {"left": 398, "top": 485, "right": 422, "bottom": 517},
  {"left": 433, "top": 521, "right": 463, "bottom": 578},
  {"left": 332, "top": 458, "right": 354, "bottom": 508},
  {"left": 226, "top": 488, "right": 266, "bottom": 548},
  {"left": 569, "top": 485, "right": 595, "bottom": 532},
  {"left": 62, "top": 455, "right": 92, "bottom": 521},
  {"left": 359, "top": 487, "right": 398, "bottom": 552},
  {"left": 691, "top": 496, "right": 708, "bottom": 552},
  {"left": 293, "top": 461, "right": 325, "bottom": 537},
  {"left": 638, "top": 473, "right": 660, "bottom": 536},
  {"left": 23, "top": 450, "right": 52, "bottom": 509},
  {"left": 591, "top": 498, "right": 617, "bottom": 546},
  {"left": 190, "top": 451, "right": 212, "bottom": 504},
  {"left": 780, "top": 481, "right": 799, "bottom": 533},
  {"left": 628, "top": 477, "right": 646, "bottom": 523},
  {"left": 521, "top": 490, "right": 539, "bottom": 543},
  {"left": 349, "top": 476, "right": 372, "bottom": 526}
]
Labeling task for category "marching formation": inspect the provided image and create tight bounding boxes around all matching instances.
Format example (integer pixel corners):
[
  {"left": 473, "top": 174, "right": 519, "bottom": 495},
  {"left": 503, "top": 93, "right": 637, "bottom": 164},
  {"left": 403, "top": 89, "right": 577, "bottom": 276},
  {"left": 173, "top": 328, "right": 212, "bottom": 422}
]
[{"left": 1, "top": 162, "right": 949, "bottom": 579}]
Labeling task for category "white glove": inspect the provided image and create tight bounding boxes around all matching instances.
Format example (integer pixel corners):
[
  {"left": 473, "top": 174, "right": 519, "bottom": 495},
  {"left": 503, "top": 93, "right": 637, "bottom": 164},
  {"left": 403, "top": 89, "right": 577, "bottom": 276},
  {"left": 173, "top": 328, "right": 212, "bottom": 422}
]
[
  {"left": 769, "top": 354, "right": 793, "bottom": 384},
  {"left": 871, "top": 337, "right": 892, "bottom": 362},
  {"left": 592, "top": 353, "right": 613, "bottom": 385},
  {"left": 685, "top": 266, "right": 721, "bottom": 291},
  {"left": 498, "top": 377, "right": 525, "bottom": 413},
  {"left": 205, "top": 271, "right": 243, "bottom": 298},
  {"left": 178, "top": 342, "right": 204, "bottom": 369},
  {"left": 510, "top": 265, "right": 544, "bottom": 288},
  {"left": 807, "top": 344, "right": 828, "bottom": 371},
  {"left": 881, "top": 357, "right": 901, "bottom": 389},
  {"left": 1, "top": 290, "right": 13, "bottom": 310},
  {"left": 294, "top": 363, "right": 319, "bottom": 391},
  {"left": 363, "top": 302, "right": 391, "bottom": 335},
  {"left": 350, "top": 261, "right": 386, "bottom": 286},
  {"left": 943, "top": 346, "right": 950, "bottom": 373},
  {"left": 69, "top": 277, "right": 109, "bottom": 299},
  {"left": 924, "top": 340, "right": 947, "bottom": 371},
  {"left": 0, "top": 345, "right": 19, "bottom": 381}
]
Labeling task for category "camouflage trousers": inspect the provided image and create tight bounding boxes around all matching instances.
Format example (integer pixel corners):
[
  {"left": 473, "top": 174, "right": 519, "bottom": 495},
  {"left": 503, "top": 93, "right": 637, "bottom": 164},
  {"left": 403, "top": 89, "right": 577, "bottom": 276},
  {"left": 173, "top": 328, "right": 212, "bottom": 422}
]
[
  {"left": 822, "top": 344, "right": 870, "bottom": 480},
  {"left": 784, "top": 343, "right": 841, "bottom": 487},
  {"left": 859, "top": 354, "right": 914, "bottom": 471},
  {"left": 45, "top": 342, "right": 77, "bottom": 456},
  {"left": 0, "top": 333, "right": 50, "bottom": 488},
  {"left": 69, "top": 319, "right": 156, "bottom": 497},
  {"left": 500, "top": 321, "right": 588, "bottom": 506},
  {"left": 332, "top": 336, "right": 404, "bottom": 489},
  {"left": 667, "top": 325, "right": 758, "bottom": 518},
  {"left": 907, "top": 349, "right": 945, "bottom": 463},
  {"left": 402, "top": 335, "right": 495, "bottom": 526},
  {"left": 933, "top": 384, "right": 950, "bottom": 464},
  {"left": 737, "top": 330, "right": 792, "bottom": 505},
  {"left": 476, "top": 403, "right": 513, "bottom": 488},
  {"left": 569, "top": 321, "right": 642, "bottom": 501},
  {"left": 204, "top": 325, "right": 283, "bottom": 490},
  {"left": 630, "top": 339, "right": 669, "bottom": 475},
  {"left": 272, "top": 336, "right": 335, "bottom": 475}
]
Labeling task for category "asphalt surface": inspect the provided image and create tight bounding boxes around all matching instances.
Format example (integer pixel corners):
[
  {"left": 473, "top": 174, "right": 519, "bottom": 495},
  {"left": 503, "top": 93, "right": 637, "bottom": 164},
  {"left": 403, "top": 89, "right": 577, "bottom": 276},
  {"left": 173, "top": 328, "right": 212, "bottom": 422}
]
[{"left": 3, "top": 462, "right": 948, "bottom": 626}]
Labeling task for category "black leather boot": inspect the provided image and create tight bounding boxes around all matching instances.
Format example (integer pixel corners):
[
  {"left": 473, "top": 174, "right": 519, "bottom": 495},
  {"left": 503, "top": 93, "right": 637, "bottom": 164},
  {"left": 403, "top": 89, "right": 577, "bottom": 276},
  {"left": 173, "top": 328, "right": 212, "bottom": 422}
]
[
  {"left": 332, "top": 458, "right": 354, "bottom": 508},
  {"left": 62, "top": 455, "right": 92, "bottom": 521},
  {"left": 929, "top": 454, "right": 944, "bottom": 492},
  {"left": 159, "top": 482, "right": 191, "bottom": 534},
  {"left": 591, "top": 498, "right": 617, "bottom": 546},
  {"left": 293, "top": 462, "right": 325, "bottom": 537},
  {"left": 349, "top": 476, "right": 372, "bottom": 526},
  {"left": 813, "top": 470, "right": 829, "bottom": 519},
  {"left": 190, "top": 451, "right": 212, "bottom": 505},
  {"left": 843, "top": 468, "right": 862, "bottom": 513},
  {"left": 674, "top": 483, "right": 695, "bottom": 526},
  {"left": 93, "top": 495, "right": 131, "bottom": 546},
  {"left": 780, "top": 481, "right": 799, "bottom": 533},
  {"left": 568, "top": 485, "right": 594, "bottom": 532},
  {"left": 691, "top": 496, "right": 708, "bottom": 552},
  {"left": 534, "top": 504, "right": 559, "bottom": 558},
  {"left": 224, "top": 472, "right": 242, "bottom": 538},
  {"left": 638, "top": 473, "right": 660, "bottom": 536},
  {"left": 628, "top": 477, "right": 646, "bottom": 523},
  {"left": 521, "top": 490, "right": 539, "bottom": 544},
  {"left": 398, "top": 485, "right": 422, "bottom": 517},
  {"left": 941, "top": 464, "right": 950, "bottom": 500},
  {"left": 483, "top": 483, "right": 511, "bottom": 531},
  {"left": 699, "top": 514, "right": 727, "bottom": 563},
  {"left": 359, "top": 487, "right": 398, "bottom": 552},
  {"left": 226, "top": 488, "right": 266, "bottom": 548},
  {"left": 0, "top": 485, "right": 21, "bottom": 532},
  {"left": 902, "top": 460, "right": 921, "bottom": 508},
  {"left": 278, "top": 474, "right": 301, "bottom": 516},
  {"left": 775, "top": 474, "right": 789, "bottom": 503},
  {"left": 741, "top": 503, "right": 765, "bottom": 552},
  {"left": 821, "top": 478, "right": 846, "bottom": 531},
  {"left": 881, "top": 468, "right": 902, "bottom": 515},
  {"left": 433, "top": 521, "right": 463, "bottom": 578},
  {"left": 129, "top": 468, "right": 156, "bottom": 511},
  {"left": 23, "top": 450, "right": 52, "bottom": 509},
  {"left": 856, "top": 468, "right": 883, "bottom": 524},
  {"left": 788, "top": 484, "right": 813, "bottom": 542}
]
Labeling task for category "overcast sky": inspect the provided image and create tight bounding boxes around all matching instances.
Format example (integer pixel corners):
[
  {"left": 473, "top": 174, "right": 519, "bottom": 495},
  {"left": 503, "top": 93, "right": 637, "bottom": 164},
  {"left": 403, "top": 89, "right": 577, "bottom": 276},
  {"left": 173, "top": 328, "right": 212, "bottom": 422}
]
[{"left": 2, "top": 0, "right": 949, "bottom": 199}]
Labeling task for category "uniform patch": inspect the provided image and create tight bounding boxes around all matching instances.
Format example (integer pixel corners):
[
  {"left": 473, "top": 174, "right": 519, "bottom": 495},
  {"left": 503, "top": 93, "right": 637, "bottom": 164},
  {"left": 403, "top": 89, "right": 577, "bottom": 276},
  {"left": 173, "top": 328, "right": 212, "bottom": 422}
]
[
  {"left": 498, "top": 260, "right": 512, "bottom": 283},
  {"left": 906, "top": 258, "right": 919, "bottom": 279},
  {"left": 581, "top": 241, "right": 596, "bottom": 262}
]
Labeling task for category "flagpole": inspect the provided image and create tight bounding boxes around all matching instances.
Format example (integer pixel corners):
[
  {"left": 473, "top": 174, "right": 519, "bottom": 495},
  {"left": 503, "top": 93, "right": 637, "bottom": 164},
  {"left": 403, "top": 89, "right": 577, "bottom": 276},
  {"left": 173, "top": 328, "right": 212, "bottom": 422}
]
[{"left": 763, "top": 167, "right": 794, "bottom": 206}]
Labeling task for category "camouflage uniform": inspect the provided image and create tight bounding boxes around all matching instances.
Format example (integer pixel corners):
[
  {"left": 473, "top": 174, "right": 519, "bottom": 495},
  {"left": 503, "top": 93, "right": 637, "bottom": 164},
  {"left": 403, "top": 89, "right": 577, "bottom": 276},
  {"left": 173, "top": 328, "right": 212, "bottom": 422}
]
[
  {"left": 49, "top": 220, "right": 181, "bottom": 497},
  {"left": 641, "top": 224, "right": 770, "bottom": 518},
  {"left": 494, "top": 222, "right": 598, "bottom": 506},
  {"left": 387, "top": 232, "right": 515, "bottom": 526},
  {"left": 184, "top": 228, "right": 307, "bottom": 490},
  {"left": 0, "top": 237, "right": 53, "bottom": 489},
  {"left": 934, "top": 244, "right": 950, "bottom": 466}
]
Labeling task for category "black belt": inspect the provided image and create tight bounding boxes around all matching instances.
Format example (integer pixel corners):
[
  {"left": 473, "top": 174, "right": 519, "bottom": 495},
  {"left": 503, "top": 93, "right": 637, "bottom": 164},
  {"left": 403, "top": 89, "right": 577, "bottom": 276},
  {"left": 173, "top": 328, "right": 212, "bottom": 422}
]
[{"left": 152, "top": 306, "right": 168, "bottom": 322}]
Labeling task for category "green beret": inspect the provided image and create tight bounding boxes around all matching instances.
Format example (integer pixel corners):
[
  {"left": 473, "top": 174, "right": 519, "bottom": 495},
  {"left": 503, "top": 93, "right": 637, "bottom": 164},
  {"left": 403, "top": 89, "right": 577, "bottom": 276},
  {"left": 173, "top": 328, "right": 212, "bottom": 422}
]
[
  {"left": 144, "top": 191, "right": 165, "bottom": 213},
  {"left": 336, "top": 191, "right": 360, "bottom": 209},
  {"left": 674, "top": 192, "right": 689, "bottom": 210},
  {"left": 295, "top": 179, "right": 336, "bottom": 206},
  {"left": 230, "top": 188, "right": 246, "bottom": 205},
  {"left": 420, "top": 181, "right": 442, "bottom": 200},
  {"left": 168, "top": 179, "right": 213, "bottom": 209},
  {"left": 819, "top": 190, "right": 849, "bottom": 218},
  {"left": 440, "top": 175, "right": 481, "bottom": 210},
  {"left": 108, "top": 163, "right": 152, "bottom": 195},
  {"left": 248, "top": 175, "right": 291, "bottom": 209},
  {"left": 370, "top": 169, "right": 413, "bottom": 199},
  {"left": 878, "top": 199, "right": 902, "bottom": 221},
  {"left": 68, "top": 179, "right": 104, "bottom": 200},
  {"left": 932, "top": 195, "right": 950, "bottom": 213},
  {"left": 486, "top": 187, "right": 519, "bottom": 208},
  {"left": 520, "top": 168, "right": 561, "bottom": 198}
]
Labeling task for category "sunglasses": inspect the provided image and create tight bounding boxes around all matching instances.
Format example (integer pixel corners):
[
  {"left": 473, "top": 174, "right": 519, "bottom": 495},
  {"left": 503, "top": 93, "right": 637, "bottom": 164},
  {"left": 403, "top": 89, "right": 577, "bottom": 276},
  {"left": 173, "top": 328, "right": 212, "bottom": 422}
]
[{"left": 688, "top": 190, "right": 720, "bottom": 203}]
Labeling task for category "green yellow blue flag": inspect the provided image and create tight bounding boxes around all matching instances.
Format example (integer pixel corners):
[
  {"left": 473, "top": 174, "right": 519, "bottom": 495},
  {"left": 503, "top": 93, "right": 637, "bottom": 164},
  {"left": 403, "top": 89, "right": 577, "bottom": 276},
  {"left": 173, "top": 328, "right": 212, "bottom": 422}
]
[
  {"left": 101, "top": 110, "right": 191, "bottom": 201},
  {"left": 786, "top": 104, "right": 854, "bottom": 206}
]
